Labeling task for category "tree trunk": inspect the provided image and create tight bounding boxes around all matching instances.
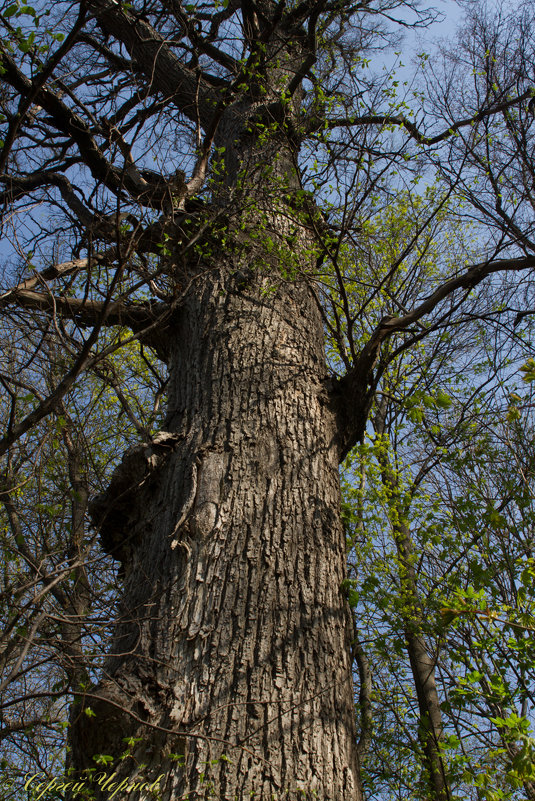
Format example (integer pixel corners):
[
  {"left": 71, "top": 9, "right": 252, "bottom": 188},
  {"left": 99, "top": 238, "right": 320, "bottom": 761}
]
[
  {"left": 374, "top": 402, "right": 449, "bottom": 801},
  {"left": 71, "top": 246, "right": 361, "bottom": 798}
]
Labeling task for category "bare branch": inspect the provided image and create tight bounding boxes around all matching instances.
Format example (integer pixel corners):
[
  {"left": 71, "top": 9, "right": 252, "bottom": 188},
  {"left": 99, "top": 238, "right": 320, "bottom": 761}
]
[
  {"left": 87, "top": 0, "right": 221, "bottom": 128},
  {"left": 316, "top": 90, "right": 533, "bottom": 145},
  {"left": 337, "top": 255, "right": 535, "bottom": 457}
]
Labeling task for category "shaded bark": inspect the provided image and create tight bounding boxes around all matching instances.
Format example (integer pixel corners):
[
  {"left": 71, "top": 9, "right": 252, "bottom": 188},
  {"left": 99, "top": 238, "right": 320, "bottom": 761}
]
[
  {"left": 72, "top": 255, "right": 361, "bottom": 799},
  {"left": 53, "top": 4, "right": 364, "bottom": 791}
]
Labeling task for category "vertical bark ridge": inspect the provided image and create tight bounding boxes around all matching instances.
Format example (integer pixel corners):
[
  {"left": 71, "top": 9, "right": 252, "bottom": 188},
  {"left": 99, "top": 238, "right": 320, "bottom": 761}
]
[{"left": 76, "top": 264, "right": 361, "bottom": 799}]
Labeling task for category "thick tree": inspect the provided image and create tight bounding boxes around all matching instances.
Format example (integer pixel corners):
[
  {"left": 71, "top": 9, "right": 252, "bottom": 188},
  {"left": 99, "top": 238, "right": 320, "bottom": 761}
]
[{"left": 1, "top": 0, "right": 535, "bottom": 798}]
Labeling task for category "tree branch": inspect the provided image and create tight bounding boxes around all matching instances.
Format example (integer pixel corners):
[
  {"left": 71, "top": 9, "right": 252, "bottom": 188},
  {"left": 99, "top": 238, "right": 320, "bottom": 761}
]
[
  {"left": 315, "top": 90, "right": 533, "bottom": 145},
  {"left": 87, "top": 0, "right": 221, "bottom": 129},
  {"left": 0, "top": 3, "right": 88, "bottom": 174},
  {"left": 0, "top": 172, "right": 138, "bottom": 237},
  {"left": 1, "top": 288, "right": 160, "bottom": 326},
  {"left": 0, "top": 266, "right": 172, "bottom": 458},
  {"left": 337, "top": 254, "right": 535, "bottom": 458},
  {"left": 0, "top": 50, "right": 191, "bottom": 209}
]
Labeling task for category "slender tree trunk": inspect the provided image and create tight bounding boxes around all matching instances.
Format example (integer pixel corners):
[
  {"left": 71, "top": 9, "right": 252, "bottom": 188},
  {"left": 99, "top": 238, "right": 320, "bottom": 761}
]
[
  {"left": 391, "top": 517, "right": 449, "bottom": 801},
  {"left": 374, "top": 404, "right": 449, "bottom": 801},
  {"left": 71, "top": 245, "right": 361, "bottom": 798}
]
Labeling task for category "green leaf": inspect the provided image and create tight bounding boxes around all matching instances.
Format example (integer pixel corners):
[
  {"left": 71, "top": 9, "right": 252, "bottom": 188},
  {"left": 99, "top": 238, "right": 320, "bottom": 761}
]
[
  {"left": 3, "top": 4, "right": 19, "bottom": 18},
  {"left": 436, "top": 390, "right": 452, "bottom": 408}
]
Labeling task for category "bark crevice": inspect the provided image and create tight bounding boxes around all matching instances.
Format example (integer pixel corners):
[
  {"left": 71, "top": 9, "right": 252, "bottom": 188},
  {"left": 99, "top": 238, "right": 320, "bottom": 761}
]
[{"left": 73, "top": 265, "right": 361, "bottom": 800}]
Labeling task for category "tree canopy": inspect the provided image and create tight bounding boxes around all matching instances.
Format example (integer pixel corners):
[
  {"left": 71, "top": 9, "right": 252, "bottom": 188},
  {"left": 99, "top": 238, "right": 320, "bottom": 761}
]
[{"left": 1, "top": 0, "right": 535, "bottom": 799}]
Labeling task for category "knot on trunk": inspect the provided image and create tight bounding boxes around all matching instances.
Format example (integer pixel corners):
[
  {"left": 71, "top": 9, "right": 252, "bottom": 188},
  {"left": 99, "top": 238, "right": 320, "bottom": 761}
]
[{"left": 89, "top": 431, "right": 182, "bottom": 568}]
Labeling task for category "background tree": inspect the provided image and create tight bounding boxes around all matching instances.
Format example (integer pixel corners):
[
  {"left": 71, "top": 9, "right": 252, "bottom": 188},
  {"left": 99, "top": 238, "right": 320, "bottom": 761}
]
[
  {"left": 1, "top": 0, "right": 535, "bottom": 799},
  {"left": 346, "top": 342, "right": 535, "bottom": 801}
]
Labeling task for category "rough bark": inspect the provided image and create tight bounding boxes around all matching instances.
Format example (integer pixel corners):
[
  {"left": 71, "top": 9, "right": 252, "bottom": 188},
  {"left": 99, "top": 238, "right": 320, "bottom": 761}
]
[
  {"left": 63, "top": 3, "right": 364, "bottom": 794},
  {"left": 71, "top": 237, "right": 361, "bottom": 799}
]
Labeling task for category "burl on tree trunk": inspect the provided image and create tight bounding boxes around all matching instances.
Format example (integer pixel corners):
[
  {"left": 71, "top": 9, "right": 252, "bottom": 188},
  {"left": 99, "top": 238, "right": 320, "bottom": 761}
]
[{"left": 71, "top": 251, "right": 362, "bottom": 798}]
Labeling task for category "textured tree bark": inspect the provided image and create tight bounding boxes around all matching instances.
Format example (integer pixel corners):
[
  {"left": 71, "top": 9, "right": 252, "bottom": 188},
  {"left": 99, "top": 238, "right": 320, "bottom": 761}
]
[
  {"left": 66, "top": 7, "right": 363, "bottom": 787},
  {"left": 71, "top": 250, "right": 362, "bottom": 798}
]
